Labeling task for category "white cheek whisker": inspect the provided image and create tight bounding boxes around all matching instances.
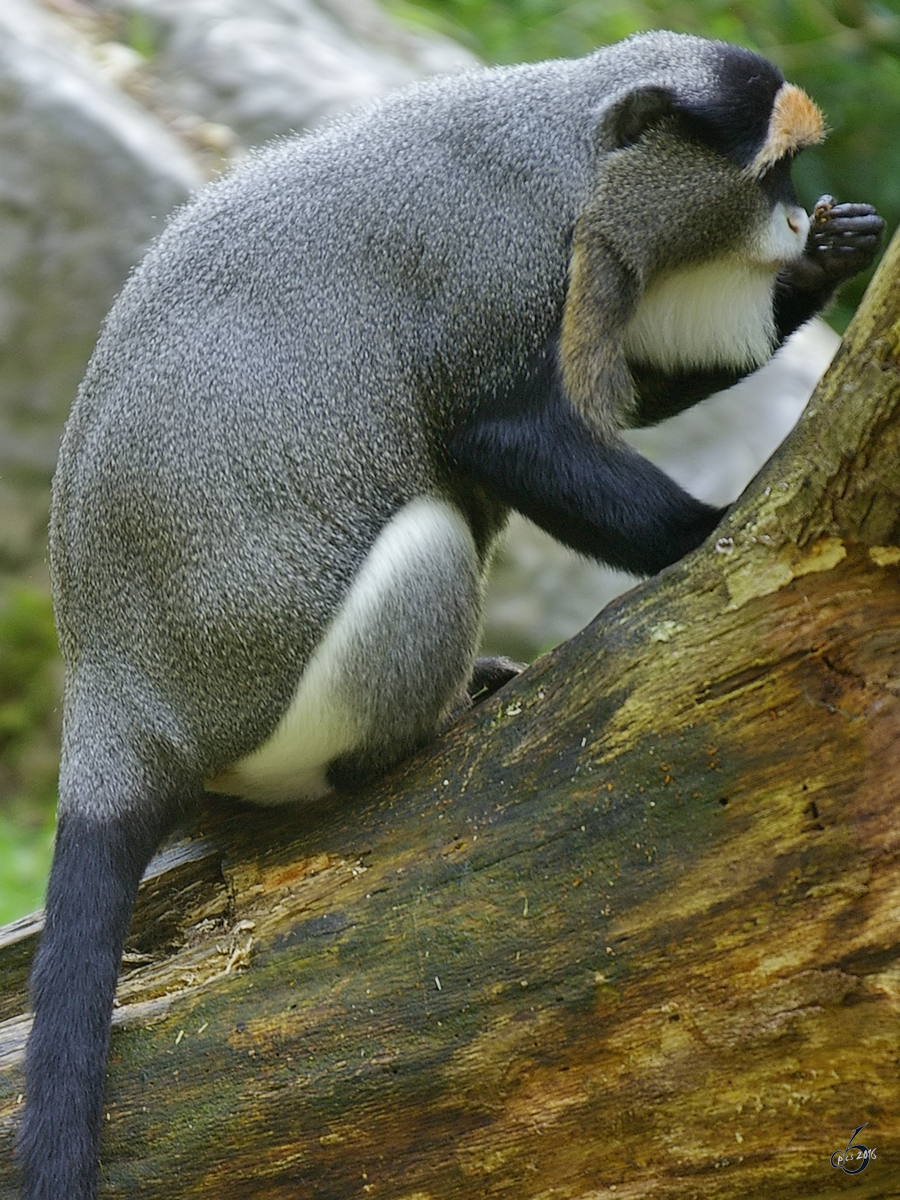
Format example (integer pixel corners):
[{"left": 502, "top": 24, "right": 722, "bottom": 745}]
[
  {"left": 623, "top": 203, "right": 809, "bottom": 374},
  {"left": 623, "top": 258, "right": 779, "bottom": 373}
]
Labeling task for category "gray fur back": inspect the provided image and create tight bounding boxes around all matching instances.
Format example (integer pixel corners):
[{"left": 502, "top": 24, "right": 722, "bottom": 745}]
[{"left": 49, "top": 32, "right": 743, "bottom": 771}]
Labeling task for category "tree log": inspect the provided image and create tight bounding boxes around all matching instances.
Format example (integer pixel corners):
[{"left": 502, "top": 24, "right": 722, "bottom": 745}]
[{"left": 1, "top": 233, "right": 899, "bottom": 1197}]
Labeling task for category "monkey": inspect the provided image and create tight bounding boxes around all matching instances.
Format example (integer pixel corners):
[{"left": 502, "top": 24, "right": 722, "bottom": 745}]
[{"left": 18, "top": 30, "right": 883, "bottom": 1198}]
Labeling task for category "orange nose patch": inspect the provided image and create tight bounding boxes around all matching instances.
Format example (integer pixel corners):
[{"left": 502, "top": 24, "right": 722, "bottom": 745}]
[{"left": 747, "top": 82, "right": 826, "bottom": 177}]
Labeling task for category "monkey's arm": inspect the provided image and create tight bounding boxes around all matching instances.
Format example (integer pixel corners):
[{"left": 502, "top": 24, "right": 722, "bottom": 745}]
[
  {"left": 628, "top": 362, "right": 747, "bottom": 428},
  {"left": 449, "top": 374, "right": 724, "bottom": 577},
  {"left": 775, "top": 198, "right": 884, "bottom": 339}
]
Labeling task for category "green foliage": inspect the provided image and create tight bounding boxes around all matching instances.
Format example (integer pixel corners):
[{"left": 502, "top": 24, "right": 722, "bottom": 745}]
[
  {"left": 0, "top": 582, "right": 60, "bottom": 922},
  {"left": 389, "top": 0, "right": 900, "bottom": 327},
  {"left": 0, "top": 808, "right": 55, "bottom": 925},
  {"left": 123, "top": 11, "right": 161, "bottom": 59},
  {"left": 0, "top": 583, "right": 59, "bottom": 757}
]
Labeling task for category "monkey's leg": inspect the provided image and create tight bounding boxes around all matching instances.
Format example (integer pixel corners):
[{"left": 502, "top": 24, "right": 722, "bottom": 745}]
[
  {"left": 208, "top": 497, "right": 485, "bottom": 803},
  {"left": 20, "top": 722, "right": 193, "bottom": 1199},
  {"left": 450, "top": 382, "right": 725, "bottom": 578}
]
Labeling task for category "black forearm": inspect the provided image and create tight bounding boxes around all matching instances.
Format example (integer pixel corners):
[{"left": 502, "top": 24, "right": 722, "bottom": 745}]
[
  {"left": 773, "top": 271, "right": 837, "bottom": 343},
  {"left": 629, "top": 361, "right": 747, "bottom": 428},
  {"left": 448, "top": 376, "right": 724, "bottom": 577}
]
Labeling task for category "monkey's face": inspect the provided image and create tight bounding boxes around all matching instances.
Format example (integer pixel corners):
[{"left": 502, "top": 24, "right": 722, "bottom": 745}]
[
  {"left": 743, "top": 179, "right": 810, "bottom": 269},
  {"left": 567, "top": 71, "right": 828, "bottom": 384},
  {"left": 586, "top": 123, "right": 806, "bottom": 281},
  {"left": 588, "top": 72, "right": 825, "bottom": 283},
  {"left": 742, "top": 86, "right": 824, "bottom": 267}
]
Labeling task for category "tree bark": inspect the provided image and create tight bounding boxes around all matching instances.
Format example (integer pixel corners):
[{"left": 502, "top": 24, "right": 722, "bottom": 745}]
[{"left": 1, "top": 233, "right": 899, "bottom": 1197}]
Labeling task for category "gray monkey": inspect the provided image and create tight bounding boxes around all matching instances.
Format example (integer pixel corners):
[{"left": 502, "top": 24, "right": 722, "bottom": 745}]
[{"left": 19, "top": 30, "right": 883, "bottom": 1198}]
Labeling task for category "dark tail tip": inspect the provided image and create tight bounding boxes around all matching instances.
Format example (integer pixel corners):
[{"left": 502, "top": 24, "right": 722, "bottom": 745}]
[{"left": 18, "top": 807, "right": 172, "bottom": 1199}]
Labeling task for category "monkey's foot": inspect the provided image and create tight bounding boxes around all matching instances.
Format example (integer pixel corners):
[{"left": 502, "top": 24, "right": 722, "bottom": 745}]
[{"left": 468, "top": 656, "right": 524, "bottom": 704}]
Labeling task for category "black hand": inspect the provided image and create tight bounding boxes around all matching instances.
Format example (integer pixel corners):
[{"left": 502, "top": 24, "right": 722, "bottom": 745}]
[
  {"left": 775, "top": 197, "right": 885, "bottom": 337},
  {"left": 801, "top": 197, "right": 885, "bottom": 287}
]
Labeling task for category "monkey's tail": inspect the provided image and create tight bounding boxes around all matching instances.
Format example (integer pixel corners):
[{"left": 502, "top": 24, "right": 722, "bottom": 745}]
[{"left": 18, "top": 770, "right": 185, "bottom": 1199}]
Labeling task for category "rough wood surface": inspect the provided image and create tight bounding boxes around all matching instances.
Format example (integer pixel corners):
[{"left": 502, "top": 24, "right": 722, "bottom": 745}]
[{"left": 1, "top": 233, "right": 899, "bottom": 1197}]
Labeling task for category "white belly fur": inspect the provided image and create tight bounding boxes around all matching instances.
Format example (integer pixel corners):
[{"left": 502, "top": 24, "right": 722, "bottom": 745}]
[
  {"left": 206, "top": 496, "right": 478, "bottom": 805},
  {"left": 623, "top": 257, "right": 778, "bottom": 374}
]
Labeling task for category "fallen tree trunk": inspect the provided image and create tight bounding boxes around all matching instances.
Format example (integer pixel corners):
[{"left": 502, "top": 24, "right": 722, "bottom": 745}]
[{"left": 1, "top": 233, "right": 899, "bottom": 1198}]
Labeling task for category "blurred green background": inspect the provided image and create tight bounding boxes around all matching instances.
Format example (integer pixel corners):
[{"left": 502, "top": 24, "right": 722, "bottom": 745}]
[
  {"left": 0, "top": 584, "right": 60, "bottom": 923},
  {"left": 2, "top": 0, "right": 899, "bottom": 924}
]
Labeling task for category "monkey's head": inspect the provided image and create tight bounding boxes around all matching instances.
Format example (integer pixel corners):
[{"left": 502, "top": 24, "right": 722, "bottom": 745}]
[
  {"left": 582, "top": 34, "right": 826, "bottom": 281},
  {"left": 560, "top": 34, "right": 828, "bottom": 436}
]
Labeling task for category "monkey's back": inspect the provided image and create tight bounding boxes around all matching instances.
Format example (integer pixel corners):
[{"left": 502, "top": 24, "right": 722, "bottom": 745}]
[{"left": 48, "top": 32, "right": 742, "bottom": 768}]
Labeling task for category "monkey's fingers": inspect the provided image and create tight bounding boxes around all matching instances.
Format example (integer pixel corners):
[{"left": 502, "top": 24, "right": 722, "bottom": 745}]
[
  {"left": 812, "top": 194, "right": 835, "bottom": 224},
  {"left": 807, "top": 231, "right": 882, "bottom": 281},
  {"left": 816, "top": 213, "right": 885, "bottom": 239},
  {"left": 810, "top": 229, "right": 884, "bottom": 255},
  {"left": 811, "top": 229, "right": 883, "bottom": 252},
  {"left": 814, "top": 210, "right": 884, "bottom": 252},
  {"left": 822, "top": 202, "right": 883, "bottom": 222}
]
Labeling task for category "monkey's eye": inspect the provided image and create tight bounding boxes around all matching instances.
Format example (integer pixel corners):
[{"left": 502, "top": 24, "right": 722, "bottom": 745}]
[{"left": 757, "top": 154, "right": 799, "bottom": 205}]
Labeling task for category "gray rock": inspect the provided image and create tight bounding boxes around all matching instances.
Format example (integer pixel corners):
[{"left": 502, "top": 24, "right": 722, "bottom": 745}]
[
  {"left": 0, "top": 0, "right": 202, "bottom": 573},
  {"left": 89, "top": 0, "right": 478, "bottom": 148}
]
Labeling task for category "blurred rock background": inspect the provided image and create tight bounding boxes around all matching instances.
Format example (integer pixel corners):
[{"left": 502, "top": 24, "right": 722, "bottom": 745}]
[{"left": 0, "top": 0, "right": 897, "bottom": 919}]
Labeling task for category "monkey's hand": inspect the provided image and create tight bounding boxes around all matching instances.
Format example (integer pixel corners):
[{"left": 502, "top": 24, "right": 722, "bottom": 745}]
[{"left": 786, "top": 196, "right": 885, "bottom": 292}]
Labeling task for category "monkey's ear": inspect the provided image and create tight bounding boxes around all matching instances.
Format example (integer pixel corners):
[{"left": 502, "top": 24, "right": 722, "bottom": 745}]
[{"left": 601, "top": 86, "right": 676, "bottom": 149}]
